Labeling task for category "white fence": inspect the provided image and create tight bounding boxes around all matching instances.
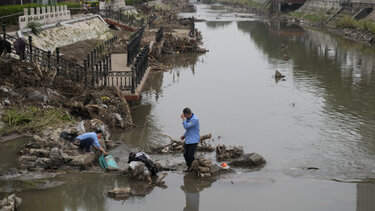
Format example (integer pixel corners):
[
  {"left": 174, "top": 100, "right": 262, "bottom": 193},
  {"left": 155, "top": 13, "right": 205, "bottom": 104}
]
[{"left": 19, "top": 5, "right": 71, "bottom": 29}]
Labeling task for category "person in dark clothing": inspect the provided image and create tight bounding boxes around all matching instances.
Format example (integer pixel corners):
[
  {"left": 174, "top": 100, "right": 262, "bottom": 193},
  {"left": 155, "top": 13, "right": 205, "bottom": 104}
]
[
  {"left": 128, "top": 152, "right": 158, "bottom": 176},
  {"left": 0, "top": 38, "right": 11, "bottom": 57},
  {"left": 180, "top": 108, "right": 200, "bottom": 172},
  {"left": 13, "top": 37, "right": 27, "bottom": 60}
]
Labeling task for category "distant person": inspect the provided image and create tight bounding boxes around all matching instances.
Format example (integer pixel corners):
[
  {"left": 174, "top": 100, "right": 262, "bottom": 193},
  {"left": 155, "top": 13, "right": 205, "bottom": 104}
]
[
  {"left": 74, "top": 129, "right": 107, "bottom": 154},
  {"left": 13, "top": 37, "right": 27, "bottom": 60},
  {"left": 180, "top": 107, "right": 200, "bottom": 172}
]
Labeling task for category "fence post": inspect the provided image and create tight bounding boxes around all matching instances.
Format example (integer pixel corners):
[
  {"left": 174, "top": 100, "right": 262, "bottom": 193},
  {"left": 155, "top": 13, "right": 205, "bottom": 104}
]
[
  {"left": 47, "top": 50, "right": 51, "bottom": 70},
  {"left": 84, "top": 59, "right": 88, "bottom": 88},
  {"left": 2, "top": 24, "right": 6, "bottom": 40},
  {"left": 109, "top": 53, "right": 112, "bottom": 70},
  {"left": 131, "top": 66, "right": 135, "bottom": 94},
  {"left": 90, "top": 52, "right": 94, "bottom": 67},
  {"left": 28, "top": 36, "right": 33, "bottom": 62},
  {"left": 91, "top": 67, "right": 95, "bottom": 87},
  {"left": 87, "top": 54, "right": 90, "bottom": 68}
]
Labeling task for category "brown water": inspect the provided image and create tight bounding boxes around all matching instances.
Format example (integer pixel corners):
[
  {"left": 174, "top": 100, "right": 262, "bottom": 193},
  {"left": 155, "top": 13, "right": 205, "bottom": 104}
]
[{"left": 3, "top": 3, "right": 375, "bottom": 210}]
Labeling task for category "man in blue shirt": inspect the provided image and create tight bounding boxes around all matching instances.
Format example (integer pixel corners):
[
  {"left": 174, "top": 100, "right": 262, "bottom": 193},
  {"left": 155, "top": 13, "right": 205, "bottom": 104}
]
[
  {"left": 180, "top": 108, "right": 200, "bottom": 171},
  {"left": 75, "top": 129, "right": 107, "bottom": 154}
]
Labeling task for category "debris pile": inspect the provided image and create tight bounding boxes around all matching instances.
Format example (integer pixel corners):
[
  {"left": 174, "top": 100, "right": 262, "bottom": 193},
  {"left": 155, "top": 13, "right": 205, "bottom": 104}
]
[
  {"left": 147, "top": 134, "right": 214, "bottom": 154},
  {"left": 190, "top": 158, "right": 213, "bottom": 178},
  {"left": 228, "top": 153, "right": 266, "bottom": 168},
  {"left": 216, "top": 145, "right": 244, "bottom": 161},
  {"left": 0, "top": 194, "right": 22, "bottom": 211},
  {"left": 17, "top": 121, "right": 117, "bottom": 171},
  {"left": 162, "top": 33, "right": 207, "bottom": 54}
]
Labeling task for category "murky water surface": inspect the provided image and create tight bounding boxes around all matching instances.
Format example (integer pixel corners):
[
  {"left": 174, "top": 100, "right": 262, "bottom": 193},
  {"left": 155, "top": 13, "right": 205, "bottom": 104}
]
[{"left": 3, "top": 4, "right": 375, "bottom": 211}]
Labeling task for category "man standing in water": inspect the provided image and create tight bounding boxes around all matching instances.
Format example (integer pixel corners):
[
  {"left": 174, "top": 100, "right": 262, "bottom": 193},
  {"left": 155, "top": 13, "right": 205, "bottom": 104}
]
[{"left": 180, "top": 108, "right": 200, "bottom": 172}]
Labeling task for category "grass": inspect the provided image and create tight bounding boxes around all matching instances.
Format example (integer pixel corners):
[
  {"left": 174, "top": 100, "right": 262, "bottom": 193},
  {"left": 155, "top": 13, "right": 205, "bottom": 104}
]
[
  {"left": 289, "top": 11, "right": 327, "bottom": 22},
  {"left": 336, "top": 15, "right": 375, "bottom": 34},
  {"left": 1, "top": 106, "right": 73, "bottom": 136}
]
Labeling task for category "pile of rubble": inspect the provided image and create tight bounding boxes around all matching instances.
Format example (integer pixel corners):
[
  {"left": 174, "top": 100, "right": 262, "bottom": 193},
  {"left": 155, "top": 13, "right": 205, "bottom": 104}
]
[
  {"left": 146, "top": 134, "right": 214, "bottom": 154},
  {"left": 216, "top": 144, "right": 244, "bottom": 161},
  {"left": 162, "top": 33, "right": 207, "bottom": 54},
  {"left": 17, "top": 120, "right": 117, "bottom": 171},
  {"left": 0, "top": 194, "right": 22, "bottom": 211},
  {"left": 190, "top": 158, "right": 214, "bottom": 178}
]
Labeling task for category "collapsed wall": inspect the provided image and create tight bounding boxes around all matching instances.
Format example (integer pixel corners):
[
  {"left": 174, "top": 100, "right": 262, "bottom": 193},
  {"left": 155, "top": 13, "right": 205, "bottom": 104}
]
[{"left": 24, "top": 17, "right": 113, "bottom": 52}]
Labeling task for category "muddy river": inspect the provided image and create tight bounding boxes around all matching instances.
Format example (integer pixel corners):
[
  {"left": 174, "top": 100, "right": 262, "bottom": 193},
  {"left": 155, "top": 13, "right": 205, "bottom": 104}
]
[{"left": 2, "top": 3, "right": 375, "bottom": 211}]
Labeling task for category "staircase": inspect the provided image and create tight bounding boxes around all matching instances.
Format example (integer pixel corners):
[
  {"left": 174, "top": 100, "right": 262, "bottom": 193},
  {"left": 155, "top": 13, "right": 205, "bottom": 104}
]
[{"left": 326, "top": 6, "right": 363, "bottom": 27}]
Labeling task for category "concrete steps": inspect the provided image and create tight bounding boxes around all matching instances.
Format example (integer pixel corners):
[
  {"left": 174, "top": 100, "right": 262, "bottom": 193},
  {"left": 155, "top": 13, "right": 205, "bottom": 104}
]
[{"left": 326, "top": 6, "right": 363, "bottom": 27}]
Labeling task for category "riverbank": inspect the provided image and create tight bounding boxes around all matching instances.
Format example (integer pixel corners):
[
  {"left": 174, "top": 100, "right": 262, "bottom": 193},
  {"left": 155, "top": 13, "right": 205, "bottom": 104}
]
[{"left": 204, "top": 0, "right": 375, "bottom": 46}]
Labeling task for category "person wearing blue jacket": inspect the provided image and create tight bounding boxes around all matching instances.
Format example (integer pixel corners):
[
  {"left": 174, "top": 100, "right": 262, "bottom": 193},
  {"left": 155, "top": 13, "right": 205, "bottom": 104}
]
[
  {"left": 180, "top": 108, "right": 200, "bottom": 171},
  {"left": 74, "top": 129, "right": 107, "bottom": 155}
]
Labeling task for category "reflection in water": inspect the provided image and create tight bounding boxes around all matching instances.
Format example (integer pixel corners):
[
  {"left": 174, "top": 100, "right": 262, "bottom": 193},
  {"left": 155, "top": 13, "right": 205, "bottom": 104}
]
[
  {"left": 237, "top": 20, "right": 375, "bottom": 177},
  {"left": 181, "top": 174, "right": 216, "bottom": 211},
  {"left": 357, "top": 183, "right": 375, "bottom": 211},
  {"left": 205, "top": 21, "right": 232, "bottom": 29}
]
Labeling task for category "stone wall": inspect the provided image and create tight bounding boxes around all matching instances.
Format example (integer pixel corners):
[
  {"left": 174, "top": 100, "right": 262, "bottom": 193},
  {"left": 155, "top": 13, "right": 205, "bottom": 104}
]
[
  {"left": 19, "top": 5, "right": 71, "bottom": 30},
  {"left": 26, "top": 17, "right": 113, "bottom": 52}
]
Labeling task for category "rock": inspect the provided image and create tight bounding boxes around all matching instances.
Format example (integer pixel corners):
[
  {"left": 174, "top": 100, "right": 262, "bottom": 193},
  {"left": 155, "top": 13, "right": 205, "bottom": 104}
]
[
  {"left": 108, "top": 187, "right": 131, "bottom": 199},
  {"left": 24, "top": 88, "right": 47, "bottom": 103},
  {"left": 0, "top": 121, "right": 5, "bottom": 130},
  {"left": 32, "top": 135, "right": 45, "bottom": 144},
  {"left": 0, "top": 194, "right": 22, "bottom": 211},
  {"left": 70, "top": 154, "right": 96, "bottom": 166},
  {"left": 60, "top": 151, "right": 73, "bottom": 162},
  {"left": 0, "top": 86, "right": 10, "bottom": 93},
  {"left": 0, "top": 105, "right": 4, "bottom": 116},
  {"left": 30, "top": 149, "right": 50, "bottom": 157},
  {"left": 216, "top": 145, "right": 244, "bottom": 161},
  {"left": 274, "top": 70, "right": 285, "bottom": 79},
  {"left": 105, "top": 140, "right": 116, "bottom": 149},
  {"left": 76, "top": 121, "right": 86, "bottom": 133},
  {"left": 2, "top": 99, "right": 10, "bottom": 106},
  {"left": 228, "top": 153, "right": 266, "bottom": 168},
  {"left": 50, "top": 148, "right": 62, "bottom": 161},
  {"left": 113, "top": 113, "right": 124, "bottom": 128},
  {"left": 35, "top": 157, "right": 52, "bottom": 168},
  {"left": 18, "top": 155, "right": 38, "bottom": 163}
]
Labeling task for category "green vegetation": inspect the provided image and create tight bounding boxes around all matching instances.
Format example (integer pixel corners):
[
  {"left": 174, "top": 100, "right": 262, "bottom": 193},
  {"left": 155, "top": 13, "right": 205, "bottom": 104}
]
[
  {"left": 289, "top": 11, "right": 327, "bottom": 22},
  {"left": 1, "top": 106, "right": 73, "bottom": 136},
  {"left": 27, "top": 22, "right": 42, "bottom": 35},
  {"left": 336, "top": 15, "right": 375, "bottom": 34}
]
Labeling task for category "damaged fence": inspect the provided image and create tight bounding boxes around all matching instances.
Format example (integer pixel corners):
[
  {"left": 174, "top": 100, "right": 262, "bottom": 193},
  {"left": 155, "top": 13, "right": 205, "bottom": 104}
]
[
  {"left": 127, "top": 25, "right": 145, "bottom": 66},
  {"left": 3, "top": 24, "right": 149, "bottom": 93},
  {"left": 156, "top": 26, "right": 163, "bottom": 43}
]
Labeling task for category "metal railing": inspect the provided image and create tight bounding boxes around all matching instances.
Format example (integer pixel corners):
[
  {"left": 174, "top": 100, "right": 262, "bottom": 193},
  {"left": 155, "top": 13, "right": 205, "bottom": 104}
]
[
  {"left": 131, "top": 45, "right": 149, "bottom": 93},
  {"left": 156, "top": 26, "right": 163, "bottom": 42},
  {"left": 127, "top": 25, "right": 145, "bottom": 66}
]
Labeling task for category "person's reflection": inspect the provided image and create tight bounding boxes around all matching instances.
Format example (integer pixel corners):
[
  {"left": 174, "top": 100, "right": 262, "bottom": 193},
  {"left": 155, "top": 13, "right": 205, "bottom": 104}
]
[{"left": 180, "top": 174, "right": 216, "bottom": 211}]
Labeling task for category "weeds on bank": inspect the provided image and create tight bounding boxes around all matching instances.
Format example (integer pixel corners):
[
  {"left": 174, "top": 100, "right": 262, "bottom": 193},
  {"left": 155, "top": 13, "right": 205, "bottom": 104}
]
[
  {"left": 289, "top": 11, "right": 327, "bottom": 22},
  {"left": 336, "top": 15, "right": 375, "bottom": 34},
  {"left": 1, "top": 106, "right": 73, "bottom": 136}
]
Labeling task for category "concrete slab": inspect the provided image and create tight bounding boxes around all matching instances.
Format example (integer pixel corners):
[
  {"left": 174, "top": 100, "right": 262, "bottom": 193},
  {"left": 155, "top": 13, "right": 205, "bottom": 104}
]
[{"left": 111, "top": 54, "right": 131, "bottom": 71}]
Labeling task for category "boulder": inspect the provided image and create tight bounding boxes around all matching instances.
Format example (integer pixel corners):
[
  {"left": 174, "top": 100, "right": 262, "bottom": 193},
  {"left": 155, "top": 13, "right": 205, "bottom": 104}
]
[
  {"left": 228, "top": 153, "right": 266, "bottom": 168},
  {"left": 30, "top": 149, "right": 50, "bottom": 157},
  {"left": 108, "top": 187, "right": 131, "bottom": 199},
  {"left": 70, "top": 154, "right": 96, "bottom": 166},
  {"left": 35, "top": 157, "right": 52, "bottom": 168},
  {"left": 0, "top": 194, "right": 22, "bottom": 211},
  {"left": 113, "top": 113, "right": 124, "bottom": 128},
  {"left": 50, "top": 148, "right": 62, "bottom": 161},
  {"left": 59, "top": 150, "right": 73, "bottom": 162}
]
